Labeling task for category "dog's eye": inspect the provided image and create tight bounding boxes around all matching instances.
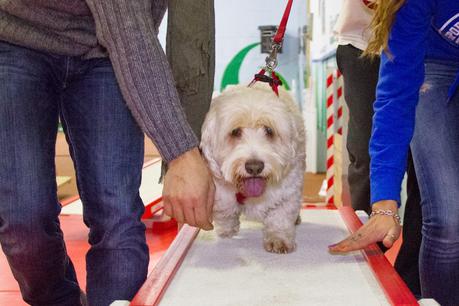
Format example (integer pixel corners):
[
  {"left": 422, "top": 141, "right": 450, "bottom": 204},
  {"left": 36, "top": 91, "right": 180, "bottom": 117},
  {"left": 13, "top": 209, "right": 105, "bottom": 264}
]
[
  {"left": 264, "top": 126, "right": 274, "bottom": 138},
  {"left": 231, "top": 128, "right": 242, "bottom": 138}
]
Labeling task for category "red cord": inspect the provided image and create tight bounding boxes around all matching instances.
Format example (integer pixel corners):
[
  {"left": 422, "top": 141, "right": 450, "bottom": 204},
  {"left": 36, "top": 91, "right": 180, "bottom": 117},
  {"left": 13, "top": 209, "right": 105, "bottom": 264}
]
[
  {"left": 273, "top": 0, "right": 293, "bottom": 45},
  {"left": 249, "top": 0, "right": 293, "bottom": 96}
]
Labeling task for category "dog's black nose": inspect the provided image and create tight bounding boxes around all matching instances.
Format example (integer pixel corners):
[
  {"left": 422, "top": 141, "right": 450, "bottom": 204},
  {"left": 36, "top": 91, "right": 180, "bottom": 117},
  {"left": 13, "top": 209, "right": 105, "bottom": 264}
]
[{"left": 245, "top": 159, "right": 264, "bottom": 175}]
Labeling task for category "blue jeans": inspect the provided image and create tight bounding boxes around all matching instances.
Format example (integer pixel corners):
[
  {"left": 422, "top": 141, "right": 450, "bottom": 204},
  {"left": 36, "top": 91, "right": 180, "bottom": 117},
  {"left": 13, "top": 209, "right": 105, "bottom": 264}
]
[
  {"left": 411, "top": 60, "right": 459, "bottom": 305},
  {"left": 0, "top": 42, "right": 148, "bottom": 306}
]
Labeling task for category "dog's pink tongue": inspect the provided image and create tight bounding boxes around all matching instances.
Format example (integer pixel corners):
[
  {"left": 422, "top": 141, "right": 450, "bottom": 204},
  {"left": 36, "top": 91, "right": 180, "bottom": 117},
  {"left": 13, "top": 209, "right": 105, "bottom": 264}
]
[{"left": 243, "top": 178, "right": 266, "bottom": 197}]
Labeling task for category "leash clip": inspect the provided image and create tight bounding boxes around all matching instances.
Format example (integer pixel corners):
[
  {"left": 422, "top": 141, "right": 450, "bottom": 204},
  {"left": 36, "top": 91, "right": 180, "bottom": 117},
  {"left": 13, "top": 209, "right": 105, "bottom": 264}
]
[{"left": 264, "top": 42, "right": 281, "bottom": 72}]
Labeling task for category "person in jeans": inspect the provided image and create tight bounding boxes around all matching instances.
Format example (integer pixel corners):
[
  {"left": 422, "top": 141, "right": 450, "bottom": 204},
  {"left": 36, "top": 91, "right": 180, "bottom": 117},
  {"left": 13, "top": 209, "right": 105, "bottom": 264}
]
[
  {"left": 330, "top": 1, "right": 459, "bottom": 304},
  {"left": 333, "top": 0, "right": 422, "bottom": 297},
  {"left": 0, "top": 0, "right": 214, "bottom": 305}
]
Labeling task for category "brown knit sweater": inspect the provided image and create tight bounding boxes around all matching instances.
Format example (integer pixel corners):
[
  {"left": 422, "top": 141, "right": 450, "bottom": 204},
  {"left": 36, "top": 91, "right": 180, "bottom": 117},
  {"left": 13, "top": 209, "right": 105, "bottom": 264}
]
[{"left": 0, "top": 0, "right": 199, "bottom": 162}]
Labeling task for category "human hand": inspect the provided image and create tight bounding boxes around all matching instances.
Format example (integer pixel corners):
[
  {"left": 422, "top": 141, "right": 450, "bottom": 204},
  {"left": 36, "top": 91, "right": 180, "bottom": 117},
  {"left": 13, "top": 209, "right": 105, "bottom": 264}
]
[
  {"left": 328, "top": 200, "right": 401, "bottom": 253},
  {"left": 162, "top": 148, "right": 215, "bottom": 230}
]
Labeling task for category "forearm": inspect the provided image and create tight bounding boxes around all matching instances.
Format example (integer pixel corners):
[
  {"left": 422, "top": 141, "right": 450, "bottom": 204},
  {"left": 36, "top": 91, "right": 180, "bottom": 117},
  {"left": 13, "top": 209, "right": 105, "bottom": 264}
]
[
  {"left": 86, "top": 0, "right": 198, "bottom": 162},
  {"left": 369, "top": 1, "right": 432, "bottom": 205}
]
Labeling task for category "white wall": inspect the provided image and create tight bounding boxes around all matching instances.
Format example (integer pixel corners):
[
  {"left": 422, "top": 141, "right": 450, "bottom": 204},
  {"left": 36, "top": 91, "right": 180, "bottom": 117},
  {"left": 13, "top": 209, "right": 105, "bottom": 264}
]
[{"left": 310, "top": 0, "right": 341, "bottom": 60}]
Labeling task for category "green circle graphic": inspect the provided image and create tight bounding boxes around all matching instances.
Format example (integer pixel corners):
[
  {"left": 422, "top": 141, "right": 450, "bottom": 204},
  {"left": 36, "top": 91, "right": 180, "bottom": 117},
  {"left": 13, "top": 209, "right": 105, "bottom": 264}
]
[{"left": 220, "top": 42, "right": 290, "bottom": 92}]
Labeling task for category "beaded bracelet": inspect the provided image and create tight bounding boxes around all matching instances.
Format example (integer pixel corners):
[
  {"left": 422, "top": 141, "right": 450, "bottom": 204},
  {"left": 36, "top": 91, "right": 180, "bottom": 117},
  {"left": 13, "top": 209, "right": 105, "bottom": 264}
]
[{"left": 370, "top": 209, "right": 401, "bottom": 225}]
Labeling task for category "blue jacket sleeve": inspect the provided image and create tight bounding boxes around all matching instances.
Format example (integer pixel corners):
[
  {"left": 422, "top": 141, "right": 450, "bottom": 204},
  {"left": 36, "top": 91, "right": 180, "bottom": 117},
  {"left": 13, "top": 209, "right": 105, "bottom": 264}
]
[{"left": 370, "top": 0, "right": 434, "bottom": 204}]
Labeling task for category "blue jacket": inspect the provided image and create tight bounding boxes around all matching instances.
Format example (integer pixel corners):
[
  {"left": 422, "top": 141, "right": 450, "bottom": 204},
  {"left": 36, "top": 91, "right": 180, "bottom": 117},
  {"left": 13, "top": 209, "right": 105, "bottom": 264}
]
[{"left": 370, "top": 0, "right": 459, "bottom": 204}]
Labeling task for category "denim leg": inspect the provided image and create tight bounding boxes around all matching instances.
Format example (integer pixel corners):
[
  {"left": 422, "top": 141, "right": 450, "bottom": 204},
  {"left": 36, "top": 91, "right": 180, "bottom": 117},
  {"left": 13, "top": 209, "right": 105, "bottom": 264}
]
[
  {"left": 0, "top": 42, "right": 81, "bottom": 305},
  {"left": 411, "top": 61, "right": 459, "bottom": 305},
  {"left": 394, "top": 151, "right": 422, "bottom": 298},
  {"left": 60, "top": 57, "right": 148, "bottom": 306}
]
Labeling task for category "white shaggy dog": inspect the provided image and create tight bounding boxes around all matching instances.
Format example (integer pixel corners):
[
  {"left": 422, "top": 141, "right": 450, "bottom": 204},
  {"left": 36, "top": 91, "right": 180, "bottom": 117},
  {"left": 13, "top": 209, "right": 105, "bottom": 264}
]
[{"left": 200, "top": 83, "right": 306, "bottom": 254}]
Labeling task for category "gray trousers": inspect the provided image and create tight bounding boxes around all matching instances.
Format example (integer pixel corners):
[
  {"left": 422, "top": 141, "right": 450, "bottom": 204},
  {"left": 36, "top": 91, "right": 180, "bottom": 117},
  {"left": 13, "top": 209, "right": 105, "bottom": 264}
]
[
  {"left": 336, "top": 44, "right": 379, "bottom": 214},
  {"left": 161, "top": 0, "right": 215, "bottom": 175},
  {"left": 167, "top": 0, "right": 215, "bottom": 140}
]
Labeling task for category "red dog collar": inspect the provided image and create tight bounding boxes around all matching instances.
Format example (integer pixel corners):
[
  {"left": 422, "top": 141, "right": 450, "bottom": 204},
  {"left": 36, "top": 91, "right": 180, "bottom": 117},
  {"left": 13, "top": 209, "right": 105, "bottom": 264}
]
[{"left": 236, "top": 192, "right": 246, "bottom": 205}]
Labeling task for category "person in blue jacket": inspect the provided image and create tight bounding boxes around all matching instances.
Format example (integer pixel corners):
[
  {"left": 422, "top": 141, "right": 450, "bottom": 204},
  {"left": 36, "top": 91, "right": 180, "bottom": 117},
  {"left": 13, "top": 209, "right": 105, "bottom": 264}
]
[{"left": 329, "top": 1, "right": 459, "bottom": 304}]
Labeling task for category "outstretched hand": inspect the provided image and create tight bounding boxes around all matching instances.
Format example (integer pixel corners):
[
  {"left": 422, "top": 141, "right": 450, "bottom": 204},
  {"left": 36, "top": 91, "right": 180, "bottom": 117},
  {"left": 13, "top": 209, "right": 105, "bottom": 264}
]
[
  {"left": 328, "top": 200, "right": 401, "bottom": 253},
  {"left": 162, "top": 148, "right": 215, "bottom": 231}
]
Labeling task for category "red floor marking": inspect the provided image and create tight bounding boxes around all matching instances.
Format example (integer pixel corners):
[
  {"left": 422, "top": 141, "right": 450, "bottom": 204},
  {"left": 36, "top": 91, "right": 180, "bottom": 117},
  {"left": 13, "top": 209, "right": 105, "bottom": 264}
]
[
  {"left": 0, "top": 292, "right": 27, "bottom": 306},
  {"left": 0, "top": 214, "right": 177, "bottom": 305}
]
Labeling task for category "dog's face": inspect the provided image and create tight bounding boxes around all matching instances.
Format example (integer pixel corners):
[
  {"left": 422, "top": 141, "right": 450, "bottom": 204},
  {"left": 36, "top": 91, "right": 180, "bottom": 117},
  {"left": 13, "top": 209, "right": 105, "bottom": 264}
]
[{"left": 201, "top": 85, "right": 303, "bottom": 198}]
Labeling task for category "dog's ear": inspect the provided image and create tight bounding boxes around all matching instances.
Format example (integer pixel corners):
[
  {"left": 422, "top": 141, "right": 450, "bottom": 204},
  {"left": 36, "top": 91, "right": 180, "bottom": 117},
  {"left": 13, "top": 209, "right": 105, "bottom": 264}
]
[
  {"left": 290, "top": 112, "right": 307, "bottom": 160},
  {"left": 200, "top": 108, "right": 223, "bottom": 179},
  {"left": 283, "top": 109, "right": 306, "bottom": 163}
]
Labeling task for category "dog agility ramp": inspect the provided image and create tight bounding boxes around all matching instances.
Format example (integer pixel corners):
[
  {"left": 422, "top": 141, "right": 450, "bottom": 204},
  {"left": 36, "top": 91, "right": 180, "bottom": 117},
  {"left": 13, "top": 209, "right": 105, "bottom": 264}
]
[{"left": 132, "top": 208, "right": 417, "bottom": 306}]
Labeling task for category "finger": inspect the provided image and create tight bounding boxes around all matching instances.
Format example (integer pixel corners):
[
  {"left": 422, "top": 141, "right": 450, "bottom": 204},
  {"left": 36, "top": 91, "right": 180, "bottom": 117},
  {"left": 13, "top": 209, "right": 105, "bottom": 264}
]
[
  {"left": 194, "top": 196, "right": 213, "bottom": 231},
  {"left": 171, "top": 200, "right": 185, "bottom": 224},
  {"left": 328, "top": 237, "right": 360, "bottom": 254},
  {"left": 382, "top": 225, "right": 401, "bottom": 248},
  {"left": 163, "top": 196, "right": 173, "bottom": 217},
  {"left": 328, "top": 238, "right": 348, "bottom": 253},
  {"left": 206, "top": 182, "right": 215, "bottom": 223},
  {"left": 183, "top": 204, "right": 197, "bottom": 228},
  {"left": 329, "top": 229, "right": 375, "bottom": 253},
  {"left": 329, "top": 216, "right": 392, "bottom": 253}
]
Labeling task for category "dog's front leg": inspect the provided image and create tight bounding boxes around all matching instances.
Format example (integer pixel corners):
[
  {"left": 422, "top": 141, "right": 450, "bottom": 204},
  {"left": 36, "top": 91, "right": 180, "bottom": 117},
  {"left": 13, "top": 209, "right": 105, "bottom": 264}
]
[
  {"left": 262, "top": 206, "right": 299, "bottom": 254},
  {"left": 213, "top": 204, "right": 241, "bottom": 238}
]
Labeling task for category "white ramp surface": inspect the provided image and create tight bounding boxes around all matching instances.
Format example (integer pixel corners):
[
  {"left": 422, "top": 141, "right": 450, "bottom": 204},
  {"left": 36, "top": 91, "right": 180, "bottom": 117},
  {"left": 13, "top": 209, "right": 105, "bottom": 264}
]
[{"left": 159, "top": 210, "right": 389, "bottom": 306}]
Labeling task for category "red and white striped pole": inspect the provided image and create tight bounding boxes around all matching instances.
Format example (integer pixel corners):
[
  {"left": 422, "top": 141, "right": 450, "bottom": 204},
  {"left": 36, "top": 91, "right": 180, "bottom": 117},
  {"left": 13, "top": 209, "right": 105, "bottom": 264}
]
[
  {"left": 335, "top": 70, "right": 344, "bottom": 136},
  {"left": 326, "top": 71, "right": 335, "bottom": 205},
  {"left": 325, "top": 69, "right": 344, "bottom": 206}
]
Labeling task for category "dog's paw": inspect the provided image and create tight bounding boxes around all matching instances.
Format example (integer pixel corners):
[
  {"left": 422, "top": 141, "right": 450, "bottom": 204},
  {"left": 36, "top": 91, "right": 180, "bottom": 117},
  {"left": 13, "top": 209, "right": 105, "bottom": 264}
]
[
  {"left": 216, "top": 227, "right": 239, "bottom": 238},
  {"left": 263, "top": 238, "right": 296, "bottom": 254}
]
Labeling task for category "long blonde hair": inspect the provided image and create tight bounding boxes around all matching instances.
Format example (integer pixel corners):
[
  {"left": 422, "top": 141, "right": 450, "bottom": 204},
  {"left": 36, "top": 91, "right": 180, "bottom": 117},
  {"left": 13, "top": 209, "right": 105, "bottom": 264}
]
[{"left": 364, "top": 0, "right": 406, "bottom": 56}]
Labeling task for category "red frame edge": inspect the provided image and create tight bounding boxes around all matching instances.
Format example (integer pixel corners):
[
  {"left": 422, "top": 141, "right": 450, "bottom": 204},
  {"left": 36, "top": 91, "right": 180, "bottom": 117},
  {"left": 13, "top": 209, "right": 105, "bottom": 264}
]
[
  {"left": 142, "top": 197, "right": 163, "bottom": 219},
  {"left": 130, "top": 225, "right": 199, "bottom": 306},
  {"left": 339, "top": 206, "right": 418, "bottom": 306}
]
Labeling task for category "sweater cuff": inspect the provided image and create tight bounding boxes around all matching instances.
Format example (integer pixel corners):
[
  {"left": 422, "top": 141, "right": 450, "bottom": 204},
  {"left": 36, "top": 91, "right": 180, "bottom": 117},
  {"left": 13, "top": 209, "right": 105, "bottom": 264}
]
[{"left": 149, "top": 127, "right": 199, "bottom": 163}]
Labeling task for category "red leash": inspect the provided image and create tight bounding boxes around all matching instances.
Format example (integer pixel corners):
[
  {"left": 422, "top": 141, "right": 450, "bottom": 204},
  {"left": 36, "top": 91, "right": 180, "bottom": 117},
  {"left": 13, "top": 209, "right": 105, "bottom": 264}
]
[
  {"left": 249, "top": 0, "right": 293, "bottom": 96},
  {"left": 273, "top": 0, "right": 294, "bottom": 45}
]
